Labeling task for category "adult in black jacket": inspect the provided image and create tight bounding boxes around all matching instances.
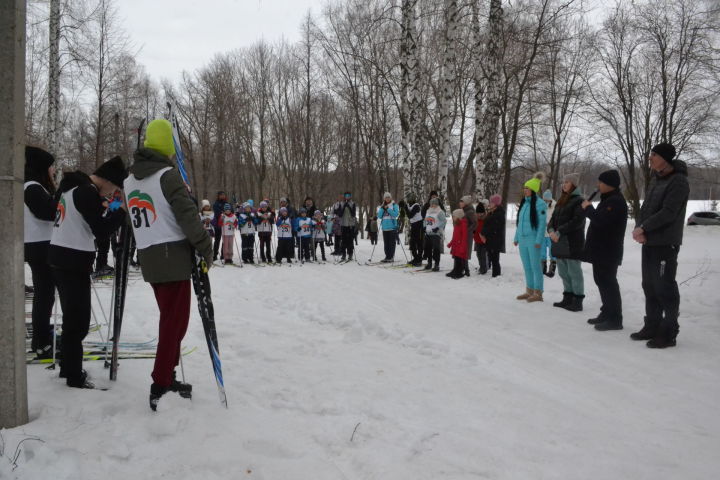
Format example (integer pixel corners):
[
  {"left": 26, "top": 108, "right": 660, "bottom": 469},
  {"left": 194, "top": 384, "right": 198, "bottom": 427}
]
[
  {"left": 333, "top": 191, "right": 357, "bottom": 260},
  {"left": 547, "top": 173, "right": 586, "bottom": 312},
  {"left": 303, "top": 196, "right": 319, "bottom": 218},
  {"left": 49, "top": 158, "right": 127, "bottom": 388},
  {"left": 481, "top": 194, "right": 506, "bottom": 277},
  {"left": 582, "top": 170, "right": 628, "bottom": 331},
  {"left": 212, "top": 191, "right": 227, "bottom": 260},
  {"left": 399, "top": 193, "right": 423, "bottom": 266},
  {"left": 631, "top": 143, "right": 689, "bottom": 348},
  {"left": 459, "top": 195, "right": 477, "bottom": 276},
  {"left": 24, "top": 146, "right": 59, "bottom": 358}
]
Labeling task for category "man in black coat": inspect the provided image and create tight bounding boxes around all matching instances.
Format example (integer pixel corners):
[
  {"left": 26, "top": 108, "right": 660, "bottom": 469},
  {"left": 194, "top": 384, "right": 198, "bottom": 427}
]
[
  {"left": 631, "top": 143, "right": 689, "bottom": 348},
  {"left": 212, "top": 191, "right": 227, "bottom": 260},
  {"left": 582, "top": 170, "right": 628, "bottom": 331}
]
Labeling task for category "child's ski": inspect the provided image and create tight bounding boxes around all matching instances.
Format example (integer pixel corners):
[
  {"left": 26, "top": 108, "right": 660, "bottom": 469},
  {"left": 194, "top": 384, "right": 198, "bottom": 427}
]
[{"left": 168, "top": 102, "right": 227, "bottom": 408}]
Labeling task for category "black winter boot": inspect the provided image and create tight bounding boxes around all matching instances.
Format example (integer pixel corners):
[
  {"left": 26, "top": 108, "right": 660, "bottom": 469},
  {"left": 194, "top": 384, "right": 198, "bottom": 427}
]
[
  {"left": 542, "top": 260, "right": 548, "bottom": 276},
  {"left": 553, "top": 292, "right": 573, "bottom": 309},
  {"left": 594, "top": 320, "right": 623, "bottom": 331},
  {"left": 149, "top": 383, "right": 168, "bottom": 411},
  {"left": 169, "top": 371, "right": 192, "bottom": 399},
  {"left": 646, "top": 337, "right": 677, "bottom": 349},
  {"left": 564, "top": 294, "right": 584, "bottom": 312},
  {"left": 587, "top": 315, "right": 605, "bottom": 325},
  {"left": 630, "top": 318, "right": 659, "bottom": 341},
  {"left": 424, "top": 261, "right": 433, "bottom": 270}
]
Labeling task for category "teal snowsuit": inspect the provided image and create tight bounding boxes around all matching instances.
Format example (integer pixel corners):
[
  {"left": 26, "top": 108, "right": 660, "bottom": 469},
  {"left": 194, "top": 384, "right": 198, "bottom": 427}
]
[{"left": 514, "top": 197, "right": 547, "bottom": 291}]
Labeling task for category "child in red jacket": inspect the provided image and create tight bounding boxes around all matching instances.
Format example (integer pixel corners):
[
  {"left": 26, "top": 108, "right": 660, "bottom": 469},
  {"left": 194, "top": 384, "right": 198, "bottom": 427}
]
[{"left": 447, "top": 209, "right": 469, "bottom": 279}]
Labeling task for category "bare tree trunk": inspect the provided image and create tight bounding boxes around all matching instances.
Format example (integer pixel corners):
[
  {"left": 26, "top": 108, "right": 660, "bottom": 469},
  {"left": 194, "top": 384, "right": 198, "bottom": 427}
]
[
  {"left": 437, "top": 0, "right": 458, "bottom": 201},
  {"left": 474, "top": 0, "right": 503, "bottom": 201},
  {"left": 47, "top": 0, "right": 61, "bottom": 154}
]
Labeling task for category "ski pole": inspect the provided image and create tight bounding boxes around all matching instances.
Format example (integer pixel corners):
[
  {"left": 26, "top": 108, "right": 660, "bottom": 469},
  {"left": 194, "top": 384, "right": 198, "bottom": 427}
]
[
  {"left": 233, "top": 232, "right": 243, "bottom": 268},
  {"left": 396, "top": 229, "right": 410, "bottom": 263}
]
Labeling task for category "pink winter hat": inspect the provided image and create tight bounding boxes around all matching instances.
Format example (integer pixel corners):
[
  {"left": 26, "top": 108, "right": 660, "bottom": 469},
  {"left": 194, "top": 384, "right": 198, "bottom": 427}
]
[{"left": 489, "top": 194, "right": 502, "bottom": 206}]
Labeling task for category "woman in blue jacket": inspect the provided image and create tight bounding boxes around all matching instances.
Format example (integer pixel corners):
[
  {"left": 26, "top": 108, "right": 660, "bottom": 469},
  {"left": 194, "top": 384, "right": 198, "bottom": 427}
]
[
  {"left": 377, "top": 192, "right": 400, "bottom": 262},
  {"left": 514, "top": 173, "right": 547, "bottom": 302}
]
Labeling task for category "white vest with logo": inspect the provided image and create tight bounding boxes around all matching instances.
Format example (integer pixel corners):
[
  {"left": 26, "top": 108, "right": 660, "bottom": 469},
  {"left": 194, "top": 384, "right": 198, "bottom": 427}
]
[
  {"left": 24, "top": 181, "right": 54, "bottom": 243},
  {"left": 50, "top": 187, "right": 96, "bottom": 251},
  {"left": 409, "top": 203, "right": 423, "bottom": 223},
  {"left": 124, "top": 167, "right": 186, "bottom": 249}
]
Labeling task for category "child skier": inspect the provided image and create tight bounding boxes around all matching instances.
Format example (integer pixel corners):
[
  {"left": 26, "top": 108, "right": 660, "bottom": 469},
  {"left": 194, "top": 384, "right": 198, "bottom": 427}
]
[
  {"left": 423, "top": 197, "right": 446, "bottom": 271},
  {"left": 275, "top": 207, "right": 294, "bottom": 263},
  {"left": 238, "top": 202, "right": 258, "bottom": 263},
  {"left": 365, "top": 214, "right": 378, "bottom": 245},
  {"left": 296, "top": 207, "right": 313, "bottom": 262},
  {"left": 446, "top": 209, "right": 469, "bottom": 279},
  {"left": 219, "top": 203, "right": 238, "bottom": 264},
  {"left": 200, "top": 200, "right": 214, "bottom": 238},
  {"left": 256, "top": 200, "right": 275, "bottom": 263},
  {"left": 312, "top": 210, "right": 327, "bottom": 261},
  {"left": 474, "top": 202, "right": 488, "bottom": 274}
]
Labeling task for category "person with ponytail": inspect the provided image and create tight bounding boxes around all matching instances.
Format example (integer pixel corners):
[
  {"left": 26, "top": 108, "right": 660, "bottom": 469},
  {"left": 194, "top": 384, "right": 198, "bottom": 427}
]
[
  {"left": 513, "top": 173, "right": 548, "bottom": 302},
  {"left": 24, "top": 146, "right": 59, "bottom": 359}
]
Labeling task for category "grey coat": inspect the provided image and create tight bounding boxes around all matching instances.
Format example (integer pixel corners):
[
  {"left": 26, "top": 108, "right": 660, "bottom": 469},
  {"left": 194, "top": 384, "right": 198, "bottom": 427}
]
[{"left": 638, "top": 161, "right": 690, "bottom": 246}]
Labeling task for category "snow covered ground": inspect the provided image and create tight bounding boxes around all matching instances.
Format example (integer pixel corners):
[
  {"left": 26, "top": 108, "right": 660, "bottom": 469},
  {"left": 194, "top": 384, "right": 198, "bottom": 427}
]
[{"left": 4, "top": 203, "right": 720, "bottom": 479}]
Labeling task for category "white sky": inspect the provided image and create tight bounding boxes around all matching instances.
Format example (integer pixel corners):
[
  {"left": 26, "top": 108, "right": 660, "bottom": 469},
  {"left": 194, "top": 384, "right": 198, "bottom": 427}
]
[{"left": 116, "top": 0, "right": 326, "bottom": 85}]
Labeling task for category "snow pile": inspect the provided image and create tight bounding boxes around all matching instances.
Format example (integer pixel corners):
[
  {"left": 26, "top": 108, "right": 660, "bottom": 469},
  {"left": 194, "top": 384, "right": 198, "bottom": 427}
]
[{"left": 4, "top": 209, "right": 719, "bottom": 479}]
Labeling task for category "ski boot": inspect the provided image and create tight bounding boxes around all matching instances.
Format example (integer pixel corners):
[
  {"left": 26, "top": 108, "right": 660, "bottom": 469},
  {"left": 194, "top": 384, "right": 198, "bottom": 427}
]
[
  {"left": 149, "top": 383, "right": 169, "bottom": 411},
  {"left": 169, "top": 371, "right": 192, "bottom": 399}
]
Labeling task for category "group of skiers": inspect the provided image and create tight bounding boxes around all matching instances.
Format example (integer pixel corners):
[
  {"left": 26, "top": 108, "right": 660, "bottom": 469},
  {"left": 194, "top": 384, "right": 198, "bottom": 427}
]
[{"left": 23, "top": 128, "right": 689, "bottom": 412}]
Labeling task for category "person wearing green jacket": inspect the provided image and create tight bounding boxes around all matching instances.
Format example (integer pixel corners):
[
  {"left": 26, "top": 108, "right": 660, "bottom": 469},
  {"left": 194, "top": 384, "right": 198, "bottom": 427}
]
[{"left": 125, "top": 118, "right": 213, "bottom": 411}]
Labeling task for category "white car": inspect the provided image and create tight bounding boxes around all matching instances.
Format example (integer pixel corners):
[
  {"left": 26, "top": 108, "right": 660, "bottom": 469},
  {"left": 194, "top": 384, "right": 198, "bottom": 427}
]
[{"left": 687, "top": 211, "right": 720, "bottom": 226}]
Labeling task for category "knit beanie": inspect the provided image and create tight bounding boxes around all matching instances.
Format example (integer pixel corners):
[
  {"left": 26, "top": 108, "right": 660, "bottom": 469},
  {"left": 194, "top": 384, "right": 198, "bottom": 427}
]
[
  {"left": 489, "top": 194, "right": 502, "bottom": 206},
  {"left": 651, "top": 143, "right": 676, "bottom": 164},
  {"left": 524, "top": 172, "right": 545, "bottom": 194},
  {"left": 598, "top": 170, "right": 621, "bottom": 189},
  {"left": 143, "top": 119, "right": 176, "bottom": 158},
  {"left": 279, "top": 207, "right": 288, "bottom": 214},
  {"left": 459, "top": 195, "right": 472, "bottom": 205},
  {"left": 224, "top": 203, "right": 232, "bottom": 211},
  {"left": 563, "top": 172, "right": 581, "bottom": 187},
  {"left": 542, "top": 189, "right": 553, "bottom": 201},
  {"left": 383, "top": 192, "right": 392, "bottom": 199},
  {"left": 201, "top": 199, "right": 211, "bottom": 208},
  {"left": 259, "top": 201, "right": 268, "bottom": 208},
  {"left": 452, "top": 208, "right": 465, "bottom": 219},
  {"left": 93, "top": 155, "right": 127, "bottom": 188},
  {"left": 25, "top": 145, "right": 55, "bottom": 172}
]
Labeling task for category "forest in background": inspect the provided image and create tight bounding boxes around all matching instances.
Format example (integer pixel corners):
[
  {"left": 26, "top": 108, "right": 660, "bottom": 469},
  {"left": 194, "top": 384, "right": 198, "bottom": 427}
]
[{"left": 24, "top": 0, "right": 720, "bottom": 218}]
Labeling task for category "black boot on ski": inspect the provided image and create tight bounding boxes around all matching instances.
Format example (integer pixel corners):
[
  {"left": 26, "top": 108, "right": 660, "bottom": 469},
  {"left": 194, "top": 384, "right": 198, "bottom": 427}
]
[
  {"left": 169, "top": 371, "right": 192, "bottom": 399},
  {"left": 424, "top": 261, "right": 433, "bottom": 270},
  {"left": 149, "top": 383, "right": 168, "bottom": 411},
  {"left": 542, "top": 260, "right": 548, "bottom": 276},
  {"left": 67, "top": 370, "right": 95, "bottom": 389}
]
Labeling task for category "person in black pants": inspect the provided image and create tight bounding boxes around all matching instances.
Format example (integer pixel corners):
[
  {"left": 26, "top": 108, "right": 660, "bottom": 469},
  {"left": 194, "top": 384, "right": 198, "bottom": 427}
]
[
  {"left": 24, "top": 146, "right": 59, "bottom": 358},
  {"left": 399, "top": 193, "right": 423, "bottom": 266},
  {"left": 631, "top": 143, "right": 689, "bottom": 348},
  {"left": 481, "top": 194, "right": 506, "bottom": 277},
  {"left": 49, "top": 158, "right": 127, "bottom": 388},
  {"left": 333, "top": 191, "right": 357, "bottom": 261},
  {"left": 581, "top": 170, "right": 628, "bottom": 331},
  {"left": 212, "top": 191, "right": 227, "bottom": 260}
]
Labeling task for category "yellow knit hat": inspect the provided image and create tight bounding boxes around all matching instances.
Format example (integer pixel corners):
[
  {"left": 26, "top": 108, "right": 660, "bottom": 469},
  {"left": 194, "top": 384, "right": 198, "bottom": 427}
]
[
  {"left": 144, "top": 119, "right": 176, "bottom": 157},
  {"left": 523, "top": 172, "right": 545, "bottom": 194}
]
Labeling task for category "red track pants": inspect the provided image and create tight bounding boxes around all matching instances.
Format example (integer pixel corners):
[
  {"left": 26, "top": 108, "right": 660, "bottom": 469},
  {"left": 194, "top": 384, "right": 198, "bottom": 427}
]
[{"left": 151, "top": 280, "right": 191, "bottom": 387}]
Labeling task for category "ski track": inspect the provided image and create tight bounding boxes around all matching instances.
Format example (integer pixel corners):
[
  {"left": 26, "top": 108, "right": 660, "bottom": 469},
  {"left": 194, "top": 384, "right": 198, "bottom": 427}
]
[{"left": 5, "top": 217, "right": 720, "bottom": 479}]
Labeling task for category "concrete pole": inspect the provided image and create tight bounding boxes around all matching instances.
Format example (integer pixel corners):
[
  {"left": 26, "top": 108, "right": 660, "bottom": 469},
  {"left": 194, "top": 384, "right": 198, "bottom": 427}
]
[{"left": 0, "top": 0, "right": 29, "bottom": 428}]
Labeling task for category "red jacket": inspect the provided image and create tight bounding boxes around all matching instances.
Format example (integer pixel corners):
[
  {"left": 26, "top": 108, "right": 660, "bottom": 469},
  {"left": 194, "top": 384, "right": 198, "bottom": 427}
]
[
  {"left": 448, "top": 218, "right": 469, "bottom": 259},
  {"left": 473, "top": 217, "right": 486, "bottom": 244}
]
